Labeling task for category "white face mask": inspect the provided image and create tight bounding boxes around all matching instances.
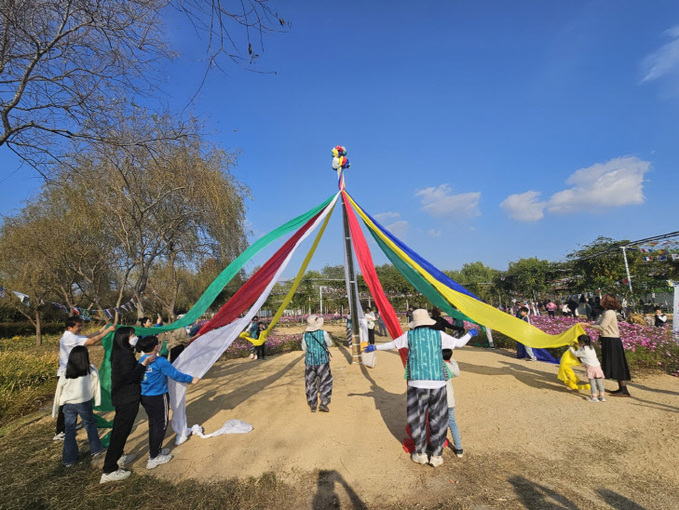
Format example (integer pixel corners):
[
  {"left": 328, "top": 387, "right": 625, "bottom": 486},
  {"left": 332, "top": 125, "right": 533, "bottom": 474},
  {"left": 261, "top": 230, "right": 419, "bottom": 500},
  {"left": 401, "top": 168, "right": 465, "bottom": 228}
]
[{"left": 129, "top": 335, "right": 139, "bottom": 347}]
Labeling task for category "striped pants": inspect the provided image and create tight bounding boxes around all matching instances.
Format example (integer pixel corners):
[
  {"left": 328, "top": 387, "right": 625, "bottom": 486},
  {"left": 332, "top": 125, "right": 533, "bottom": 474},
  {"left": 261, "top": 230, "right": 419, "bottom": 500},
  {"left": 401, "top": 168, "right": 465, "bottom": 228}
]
[
  {"left": 407, "top": 385, "right": 448, "bottom": 457},
  {"left": 305, "top": 363, "right": 333, "bottom": 409}
]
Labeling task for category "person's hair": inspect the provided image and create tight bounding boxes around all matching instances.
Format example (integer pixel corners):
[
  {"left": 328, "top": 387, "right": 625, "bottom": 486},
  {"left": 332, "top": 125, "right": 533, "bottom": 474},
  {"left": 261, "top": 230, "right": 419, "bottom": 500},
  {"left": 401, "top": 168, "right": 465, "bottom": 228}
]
[
  {"left": 365, "top": 307, "right": 371, "bottom": 312},
  {"left": 258, "top": 322, "right": 264, "bottom": 327},
  {"left": 578, "top": 334, "right": 593, "bottom": 349},
  {"left": 65, "top": 316, "right": 83, "bottom": 329},
  {"left": 65, "top": 346, "right": 92, "bottom": 379},
  {"left": 431, "top": 307, "right": 441, "bottom": 318},
  {"left": 442, "top": 348, "right": 453, "bottom": 361},
  {"left": 654, "top": 306, "right": 662, "bottom": 312},
  {"left": 601, "top": 294, "right": 622, "bottom": 311},
  {"left": 519, "top": 306, "right": 529, "bottom": 314},
  {"left": 113, "top": 326, "right": 135, "bottom": 349},
  {"left": 137, "top": 335, "right": 159, "bottom": 353},
  {"left": 253, "top": 315, "right": 259, "bottom": 321},
  {"left": 138, "top": 317, "right": 151, "bottom": 327}
]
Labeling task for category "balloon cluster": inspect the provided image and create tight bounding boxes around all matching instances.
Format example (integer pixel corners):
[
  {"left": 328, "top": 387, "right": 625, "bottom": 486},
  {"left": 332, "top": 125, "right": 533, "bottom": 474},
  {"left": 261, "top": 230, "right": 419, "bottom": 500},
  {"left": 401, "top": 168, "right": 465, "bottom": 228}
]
[{"left": 331, "top": 145, "right": 350, "bottom": 171}]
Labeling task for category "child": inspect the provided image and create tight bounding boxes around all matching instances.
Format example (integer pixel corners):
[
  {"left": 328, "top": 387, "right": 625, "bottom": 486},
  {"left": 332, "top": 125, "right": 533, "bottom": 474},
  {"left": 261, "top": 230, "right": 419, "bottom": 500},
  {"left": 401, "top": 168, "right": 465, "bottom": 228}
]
[
  {"left": 654, "top": 307, "right": 667, "bottom": 328},
  {"left": 255, "top": 322, "right": 267, "bottom": 360},
  {"left": 137, "top": 336, "right": 199, "bottom": 469},
  {"left": 518, "top": 306, "right": 537, "bottom": 361},
  {"left": 569, "top": 334, "right": 606, "bottom": 402},
  {"left": 442, "top": 348, "right": 463, "bottom": 458},
  {"left": 52, "top": 346, "right": 105, "bottom": 467}
]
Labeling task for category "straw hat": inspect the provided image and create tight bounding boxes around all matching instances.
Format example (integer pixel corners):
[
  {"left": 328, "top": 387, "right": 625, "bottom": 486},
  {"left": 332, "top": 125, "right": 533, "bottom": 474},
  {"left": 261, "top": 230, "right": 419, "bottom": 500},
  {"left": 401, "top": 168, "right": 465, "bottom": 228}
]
[
  {"left": 305, "top": 314, "right": 324, "bottom": 332},
  {"left": 409, "top": 308, "right": 436, "bottom": 329}
]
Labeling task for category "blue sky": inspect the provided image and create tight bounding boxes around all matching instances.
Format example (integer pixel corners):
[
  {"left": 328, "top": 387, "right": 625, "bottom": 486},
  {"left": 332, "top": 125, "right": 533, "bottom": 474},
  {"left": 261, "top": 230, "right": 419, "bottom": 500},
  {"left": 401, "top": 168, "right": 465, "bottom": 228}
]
[{"left": 2, "top": 1, "right": 679, "bottom": 275}]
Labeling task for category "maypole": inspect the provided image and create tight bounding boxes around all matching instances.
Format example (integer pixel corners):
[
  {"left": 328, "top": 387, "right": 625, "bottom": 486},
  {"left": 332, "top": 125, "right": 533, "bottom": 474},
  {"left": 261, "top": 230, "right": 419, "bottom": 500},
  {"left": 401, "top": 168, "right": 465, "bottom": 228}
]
[{"left": 333, "top": 145, "right": 360, "bottom": 364}]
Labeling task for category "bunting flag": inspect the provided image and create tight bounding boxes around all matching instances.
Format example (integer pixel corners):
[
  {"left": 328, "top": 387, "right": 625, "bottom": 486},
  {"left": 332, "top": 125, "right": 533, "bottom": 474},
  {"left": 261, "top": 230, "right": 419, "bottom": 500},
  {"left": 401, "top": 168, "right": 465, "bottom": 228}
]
[{"left": 344, "top": 192, "right": 584, "bottom": 349}]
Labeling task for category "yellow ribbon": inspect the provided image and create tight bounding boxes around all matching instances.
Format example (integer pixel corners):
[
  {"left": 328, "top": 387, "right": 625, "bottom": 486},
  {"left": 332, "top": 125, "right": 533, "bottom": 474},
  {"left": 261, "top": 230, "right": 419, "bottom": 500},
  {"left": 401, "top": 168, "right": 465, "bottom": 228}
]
[
  {"left": 239, "top": 203, "right": 336, "bottom": 346},
  {"left": 345, "top": 193, "right": 584, "bottom": 349},
  {"left": 557, "top": 348, "right": 591, "bottom": 390}
]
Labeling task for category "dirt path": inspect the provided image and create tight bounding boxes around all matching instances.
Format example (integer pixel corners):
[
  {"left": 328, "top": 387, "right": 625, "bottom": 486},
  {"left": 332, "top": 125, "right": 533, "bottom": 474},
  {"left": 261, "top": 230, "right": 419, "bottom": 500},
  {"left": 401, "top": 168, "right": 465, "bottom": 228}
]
[{"left": 119, "top": 325, "right": 679, "bottom": 509}]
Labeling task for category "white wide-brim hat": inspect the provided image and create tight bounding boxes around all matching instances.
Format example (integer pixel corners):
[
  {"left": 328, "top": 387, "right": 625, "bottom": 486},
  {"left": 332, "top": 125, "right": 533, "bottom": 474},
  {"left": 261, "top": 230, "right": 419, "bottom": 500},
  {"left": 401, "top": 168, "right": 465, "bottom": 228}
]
[
  {"left": 305, "top": 314, "right": 324, "bottom": 332},
  {"left": 409, "top": 308, "right": 436, "bottom": 329}
]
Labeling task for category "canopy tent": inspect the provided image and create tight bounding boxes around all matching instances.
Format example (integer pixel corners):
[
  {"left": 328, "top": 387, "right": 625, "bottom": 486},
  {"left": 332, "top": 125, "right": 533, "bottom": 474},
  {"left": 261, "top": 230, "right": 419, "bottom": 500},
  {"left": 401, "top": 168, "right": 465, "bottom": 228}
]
[{"left": 94, "top": 150, "right": 585, "bottom": 444}]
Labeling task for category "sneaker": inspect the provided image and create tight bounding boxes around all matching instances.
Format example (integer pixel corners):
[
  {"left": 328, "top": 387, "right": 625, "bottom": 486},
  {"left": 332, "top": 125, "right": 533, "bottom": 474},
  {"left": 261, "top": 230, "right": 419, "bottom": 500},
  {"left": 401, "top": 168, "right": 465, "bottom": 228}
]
[
  {"left": 64, "top": 462, "right": 75, "bottom": 468},
  {"left": 429, "top": 455, "right": 444, "bottom": 467},
  {"left": 159, "top": 448, "right": 170, "bottom": 456},
  {"left": 319, "top": 404, "right": 330, "bottom": 413},
  {"left": 452, "top": 447, "right": 464, "bottom": 458},
  {"left": 588, "top": 397, "right": 600, "bottom": 402},
  {"left": 249, "top": 353, "right": 255, "bottom": 359},
  {"left": 410, "top": 452, "right": 428, "bottom": 465},
  {"left": 310, "top": 406, "right": 317, "bottom": 413},
  {"left": 117, "top": 453, "right": 136, "bottom": 467},
  {"left": 53, "top": 432, "right": 65, "bottom": 441},
  {"left": 100, "top": 469, "right": 131, "bottom": 484},
  {"left": 146, "top": 454, "right": 173, "bottom": 470},
  {"left": 599, "top": 397, "right": 606, "bottom": 402}
]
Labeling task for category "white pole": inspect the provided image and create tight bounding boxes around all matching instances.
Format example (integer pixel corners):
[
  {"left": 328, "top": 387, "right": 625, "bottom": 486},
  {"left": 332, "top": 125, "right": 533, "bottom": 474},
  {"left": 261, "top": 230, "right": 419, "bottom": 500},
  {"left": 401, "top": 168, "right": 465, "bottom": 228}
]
[
  {"left": 320, "top": 286, "right": 323, "bottom": 316},
  {"left": 621, "top": 246, "right": 634, "bottom": 294}
]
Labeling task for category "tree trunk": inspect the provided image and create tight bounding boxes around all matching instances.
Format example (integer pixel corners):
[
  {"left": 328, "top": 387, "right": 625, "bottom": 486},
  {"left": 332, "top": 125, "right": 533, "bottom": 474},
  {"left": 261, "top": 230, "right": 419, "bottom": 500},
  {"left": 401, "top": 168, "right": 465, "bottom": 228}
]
[{"left": 35, "top": 309, "right": 42, "bottom": 346}]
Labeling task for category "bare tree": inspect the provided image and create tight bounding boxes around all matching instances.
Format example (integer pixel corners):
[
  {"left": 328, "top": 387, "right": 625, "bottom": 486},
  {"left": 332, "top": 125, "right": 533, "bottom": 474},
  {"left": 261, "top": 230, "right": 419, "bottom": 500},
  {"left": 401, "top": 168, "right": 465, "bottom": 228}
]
[{"left": 0, "top": 0, "right": 287, "bottom": 172}]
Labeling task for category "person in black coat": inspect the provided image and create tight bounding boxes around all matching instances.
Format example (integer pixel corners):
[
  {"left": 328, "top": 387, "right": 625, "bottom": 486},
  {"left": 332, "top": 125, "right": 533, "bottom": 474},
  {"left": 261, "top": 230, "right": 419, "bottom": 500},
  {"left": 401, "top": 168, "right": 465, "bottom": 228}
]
[
  {"left": 100, "top": 326, "right": 156, "bottom": 484},
  {"left": 430, "top": 307, "right": 465, "bottom": 337}
]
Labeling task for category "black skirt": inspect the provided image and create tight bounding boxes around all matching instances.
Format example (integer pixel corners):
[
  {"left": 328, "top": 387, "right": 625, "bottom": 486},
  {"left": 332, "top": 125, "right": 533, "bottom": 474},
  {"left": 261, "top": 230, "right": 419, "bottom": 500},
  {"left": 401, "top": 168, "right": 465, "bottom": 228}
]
[{"left": 600, "top": 336, "right": 631, "bottom": 381}]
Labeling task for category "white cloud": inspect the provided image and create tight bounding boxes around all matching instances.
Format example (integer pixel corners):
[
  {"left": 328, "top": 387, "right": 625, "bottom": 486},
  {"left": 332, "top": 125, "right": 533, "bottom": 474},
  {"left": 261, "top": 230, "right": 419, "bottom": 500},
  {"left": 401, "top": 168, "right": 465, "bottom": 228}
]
[
  {"left": 415, "top": 184, "right": 481, "bottom": 219},
  {"left": 385, "top": 220, "right": 408, "bottom": 238},
  {"left": 373, "top": 211, "right": 401, "bottom": 223},
  {"left": 373, "top": 211, "right": 409, "bottom": 237},
  {"left": 500, "top": 191, "right": 547, "bottom": 222},
  {"left": 641, "top": 25, "right": 679, "bottom": 83},
  {"left": 427, "top": 229, "right": 442, "bottom": 237},
  {"left": 546, "top": 156, "right": 650, "bottom": 214},
  {"left": 500, "top": 156, "right": 651, "bottom": 222}
]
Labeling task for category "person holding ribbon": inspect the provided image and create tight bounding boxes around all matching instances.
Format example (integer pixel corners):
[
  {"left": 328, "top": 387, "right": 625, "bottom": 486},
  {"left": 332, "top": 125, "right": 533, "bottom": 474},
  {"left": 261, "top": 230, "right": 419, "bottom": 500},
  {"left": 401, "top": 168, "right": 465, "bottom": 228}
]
[
  {"left": 364, "top": 309, "right": 476, "bottom": 468},
  {"left": 302, "top": 315, "right": 334, "bottom": 413}
]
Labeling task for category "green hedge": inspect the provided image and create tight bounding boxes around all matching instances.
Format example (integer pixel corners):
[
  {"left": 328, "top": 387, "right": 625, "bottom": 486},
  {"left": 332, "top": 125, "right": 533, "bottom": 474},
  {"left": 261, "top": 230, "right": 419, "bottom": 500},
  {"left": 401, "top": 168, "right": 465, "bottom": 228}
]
[{"left": 0, "top": 323, "right": 64, "bottom": 340}]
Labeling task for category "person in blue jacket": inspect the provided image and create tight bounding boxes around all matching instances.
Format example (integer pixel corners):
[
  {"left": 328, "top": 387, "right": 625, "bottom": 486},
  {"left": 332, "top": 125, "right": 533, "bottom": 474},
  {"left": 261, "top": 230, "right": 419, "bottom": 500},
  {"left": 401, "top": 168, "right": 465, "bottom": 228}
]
[{"left": 137, "top": 336, "right": 199, "bottom": 470}]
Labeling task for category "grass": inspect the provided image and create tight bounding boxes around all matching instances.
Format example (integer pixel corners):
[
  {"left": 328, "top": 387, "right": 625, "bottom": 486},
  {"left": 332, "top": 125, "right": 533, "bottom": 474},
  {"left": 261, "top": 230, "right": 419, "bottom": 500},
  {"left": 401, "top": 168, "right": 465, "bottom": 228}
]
[{"left": 0, "top": 419, "right": 307, "bottom": 510}]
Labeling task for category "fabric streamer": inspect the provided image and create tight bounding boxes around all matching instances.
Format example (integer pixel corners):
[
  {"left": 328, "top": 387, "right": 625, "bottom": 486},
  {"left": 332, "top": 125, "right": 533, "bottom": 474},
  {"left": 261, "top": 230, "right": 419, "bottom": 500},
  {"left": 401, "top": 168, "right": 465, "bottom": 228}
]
[
  {"left": 342, "top": 191, "right": 407, "bottom": 365},
  {"left": 95, "top": 194, "right": 336, "bottom": 417},
  {"left": 189, "top": 419, "right": 253, "bottom": 439},
  {"left": 557, "top": 349, "right": 591, "bottom": 391},
  {"left": 168, "top": 193, "right": 340, "bottom": 444},
  {"left": 236, "top": 206, "right": 335, "bottom": 347},
  {"left": 345, "top": 193, "right": 584, "bottom": 349},
  {"left": 196, "top": 210, "right": 326, "bottom": 337}
]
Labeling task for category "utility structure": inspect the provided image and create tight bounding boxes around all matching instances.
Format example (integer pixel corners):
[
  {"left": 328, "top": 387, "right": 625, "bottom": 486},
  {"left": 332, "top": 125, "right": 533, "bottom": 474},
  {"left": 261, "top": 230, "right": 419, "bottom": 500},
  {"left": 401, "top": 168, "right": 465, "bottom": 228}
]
[{"left": 333, "top": 145, "right": 362, "bottom": 364}]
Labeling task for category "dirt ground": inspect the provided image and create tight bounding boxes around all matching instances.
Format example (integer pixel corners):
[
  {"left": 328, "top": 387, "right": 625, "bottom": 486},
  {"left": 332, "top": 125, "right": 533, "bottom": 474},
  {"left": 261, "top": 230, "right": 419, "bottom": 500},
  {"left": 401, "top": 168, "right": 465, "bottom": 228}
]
[{"left": 118, "top": 323, "right": 679, "bottom": 509}]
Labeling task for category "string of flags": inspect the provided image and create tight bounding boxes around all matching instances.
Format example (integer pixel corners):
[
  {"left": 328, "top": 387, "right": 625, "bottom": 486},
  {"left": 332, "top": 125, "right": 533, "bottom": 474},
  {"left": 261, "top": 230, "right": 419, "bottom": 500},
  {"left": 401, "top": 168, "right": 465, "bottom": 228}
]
[
  {"left": 628, "top": 241, "right": 679, "bottom": 262},
  {"left": 0, "top": 284, "right": 140, "bottom": 319}
]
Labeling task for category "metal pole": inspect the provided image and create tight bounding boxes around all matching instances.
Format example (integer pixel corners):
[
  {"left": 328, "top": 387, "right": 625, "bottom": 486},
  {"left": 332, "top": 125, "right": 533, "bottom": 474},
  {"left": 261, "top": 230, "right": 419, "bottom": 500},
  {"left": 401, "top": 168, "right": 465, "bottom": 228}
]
[
  {"left": 621, "top": 246, "right": 634, "bottom": 294},
  {"left": 341, "top": 193, "right": 361, "bottom": 364},
  {"left": 320, "top": 286, "right": 323, "bottom": 316}
]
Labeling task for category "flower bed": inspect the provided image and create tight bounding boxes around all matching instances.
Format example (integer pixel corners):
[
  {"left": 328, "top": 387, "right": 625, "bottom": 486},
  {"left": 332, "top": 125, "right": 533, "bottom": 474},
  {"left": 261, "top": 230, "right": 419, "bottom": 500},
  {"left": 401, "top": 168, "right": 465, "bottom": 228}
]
[
  {"left": 221, "top": 333, "right": 304, "bottom": 360},
  {"left": 478, "top": 315, "right": 679, "bottom": 377}
]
